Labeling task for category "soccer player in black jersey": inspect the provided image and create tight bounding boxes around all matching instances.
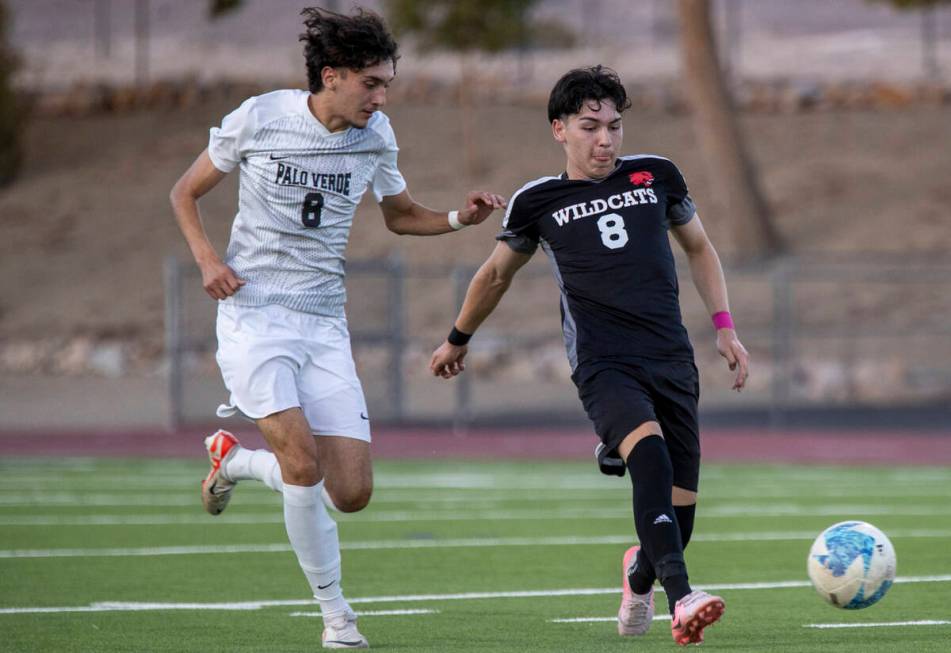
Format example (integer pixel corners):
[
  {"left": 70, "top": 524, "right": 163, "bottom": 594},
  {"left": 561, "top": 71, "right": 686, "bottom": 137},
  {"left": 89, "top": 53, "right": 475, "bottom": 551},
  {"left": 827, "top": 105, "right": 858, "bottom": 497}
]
[{"left": 430, "top": 66, "right": 749, "bottom": 646}]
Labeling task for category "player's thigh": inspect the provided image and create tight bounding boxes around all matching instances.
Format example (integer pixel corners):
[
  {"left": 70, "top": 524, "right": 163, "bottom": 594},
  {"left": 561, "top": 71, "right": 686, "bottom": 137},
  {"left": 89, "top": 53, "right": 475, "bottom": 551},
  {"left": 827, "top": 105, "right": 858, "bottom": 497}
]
[
  {"left": 256, "top": 407, "right": 320, "bottom": 486},
  {"left": 216, "top": 304, "right": 303, "bottom": 421},
  {"left": 297, "top": 316, "right": 372, "bottom": 440},
  {"left": 651, "top": 361, "right": 702, "bottom": 494},
  {"left": 577, "top": 365, "right": 658, "bottom": 460}
]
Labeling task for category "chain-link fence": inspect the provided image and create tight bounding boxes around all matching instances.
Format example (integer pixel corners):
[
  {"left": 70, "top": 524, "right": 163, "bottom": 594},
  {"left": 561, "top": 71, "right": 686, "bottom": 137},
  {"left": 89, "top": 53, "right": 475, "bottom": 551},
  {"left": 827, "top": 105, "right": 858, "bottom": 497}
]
[
  {"left": 10, "top": 0, "right": 951, "bottom": 90},
  {"left": 164, "top": 254, "right": 951, "bottom": 431}
]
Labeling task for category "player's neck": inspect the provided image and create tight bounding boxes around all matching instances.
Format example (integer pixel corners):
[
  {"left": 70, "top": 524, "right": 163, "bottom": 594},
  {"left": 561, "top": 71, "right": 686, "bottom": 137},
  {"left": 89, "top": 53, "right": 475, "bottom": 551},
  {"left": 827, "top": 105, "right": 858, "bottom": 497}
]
[{"left": 307, "top": 93, "right": 351, "bottom": 133}]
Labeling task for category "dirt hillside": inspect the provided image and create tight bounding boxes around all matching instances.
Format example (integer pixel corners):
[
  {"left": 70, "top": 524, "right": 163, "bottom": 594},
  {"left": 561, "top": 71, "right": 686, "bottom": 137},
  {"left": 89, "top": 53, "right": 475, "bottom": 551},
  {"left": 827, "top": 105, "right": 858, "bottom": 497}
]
[{"left": 2, "top": 94, "right": 950, "bottom": 355}]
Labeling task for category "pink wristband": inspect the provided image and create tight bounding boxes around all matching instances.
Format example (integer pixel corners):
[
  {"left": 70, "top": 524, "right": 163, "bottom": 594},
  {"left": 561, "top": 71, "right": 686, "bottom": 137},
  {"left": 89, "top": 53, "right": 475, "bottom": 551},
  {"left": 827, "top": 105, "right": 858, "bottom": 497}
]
[{"left": 712, "top": 311, "right": 734, "bottom": 330}]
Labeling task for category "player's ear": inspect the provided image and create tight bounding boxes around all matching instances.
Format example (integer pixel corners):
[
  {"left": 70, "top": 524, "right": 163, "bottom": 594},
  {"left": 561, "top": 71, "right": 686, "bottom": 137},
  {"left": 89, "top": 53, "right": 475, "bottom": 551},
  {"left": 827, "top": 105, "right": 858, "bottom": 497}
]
[
  {"left": 321, "top": 66, "right": 338, "bottom": 91},
  {"left": 552, "top": 118, "right": 567, "bottom": 143}
]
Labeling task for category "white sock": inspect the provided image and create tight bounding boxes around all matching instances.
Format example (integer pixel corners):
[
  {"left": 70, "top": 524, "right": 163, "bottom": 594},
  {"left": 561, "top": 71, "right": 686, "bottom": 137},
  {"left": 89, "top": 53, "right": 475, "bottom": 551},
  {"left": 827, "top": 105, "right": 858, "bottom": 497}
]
[
  {"left": 224, "top": 448, "right": 283, "bottom": 493},
  {"left": 282, "top": 483, "right": 350, "bottom": 620}
]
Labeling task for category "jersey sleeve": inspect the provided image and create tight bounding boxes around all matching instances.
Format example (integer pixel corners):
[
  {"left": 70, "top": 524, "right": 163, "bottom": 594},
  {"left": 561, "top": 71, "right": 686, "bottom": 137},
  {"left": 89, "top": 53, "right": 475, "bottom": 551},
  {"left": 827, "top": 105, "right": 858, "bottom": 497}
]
[
  {"left": 495, "top": 190, "right": 540, "bottom": 255},
  {"left": 371, "top": 120, "right": 407, "bottom": 202},
  {"left": 208, "top": 96, "right": 257, "bottom": 173},
  {"left": 665, "top": 162, "right": 696, "bottom": 226}
]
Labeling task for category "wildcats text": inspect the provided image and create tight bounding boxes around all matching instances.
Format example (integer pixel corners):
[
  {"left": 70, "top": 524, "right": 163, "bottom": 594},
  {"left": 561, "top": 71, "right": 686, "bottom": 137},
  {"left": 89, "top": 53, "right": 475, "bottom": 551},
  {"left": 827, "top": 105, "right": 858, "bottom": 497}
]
[{"left": 552, "top": 189, "right": 657, "bottom": 226}]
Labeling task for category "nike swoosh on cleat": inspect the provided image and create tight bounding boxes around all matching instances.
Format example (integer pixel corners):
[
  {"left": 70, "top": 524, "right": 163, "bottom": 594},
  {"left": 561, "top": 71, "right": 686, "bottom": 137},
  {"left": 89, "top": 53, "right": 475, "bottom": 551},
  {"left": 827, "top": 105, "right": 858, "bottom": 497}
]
[{"left": 325, "top": 641, "right": 362, "bottom": 647}]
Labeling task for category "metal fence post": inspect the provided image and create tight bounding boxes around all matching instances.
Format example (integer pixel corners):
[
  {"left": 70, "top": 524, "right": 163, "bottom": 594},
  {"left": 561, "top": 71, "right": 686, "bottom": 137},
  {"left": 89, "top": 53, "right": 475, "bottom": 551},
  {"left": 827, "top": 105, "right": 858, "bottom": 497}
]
[
  {"left": 770, "top": 257, "right": 793, "bottom": 430},
  {"left": 451, "top": 265, "right": 473, "bottom": 436},
  {"left": 134, "top": 0, "right": 150, "bottom": 86},
  {"left": 164, "top": 256, "right": 183, "bottom": 432},
  {"left": 922, "top": 5, "right": 939, "bottom": 81},
  {"left": 94, "top": 0, "right": 111, "bottom": 59},
  {"left": 387, "top": 253, "right": 405, "bottom": 422}
]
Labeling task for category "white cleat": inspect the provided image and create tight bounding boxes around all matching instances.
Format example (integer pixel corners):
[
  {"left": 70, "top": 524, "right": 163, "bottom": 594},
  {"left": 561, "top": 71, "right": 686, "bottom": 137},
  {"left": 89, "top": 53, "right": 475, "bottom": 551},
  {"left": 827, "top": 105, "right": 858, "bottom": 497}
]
[
  {"left": 618, "top": 545, "right": 654, "bottom": 636},
  {"left": 322, "top": 610, "right": 369, "bottom": 649},
  {"left": 671, "top": 589, "right": 725, "bottom": 646},
  {"left": 201, "top": 430, "right": 241, "bottom": 516}
]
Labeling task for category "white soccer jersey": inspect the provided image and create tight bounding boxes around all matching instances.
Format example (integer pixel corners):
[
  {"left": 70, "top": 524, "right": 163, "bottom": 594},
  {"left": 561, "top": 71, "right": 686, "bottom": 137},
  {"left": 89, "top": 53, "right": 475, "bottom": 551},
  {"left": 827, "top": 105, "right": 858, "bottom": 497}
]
[{"left": 208, "top": 89, "right": 407, "bottom": 316}]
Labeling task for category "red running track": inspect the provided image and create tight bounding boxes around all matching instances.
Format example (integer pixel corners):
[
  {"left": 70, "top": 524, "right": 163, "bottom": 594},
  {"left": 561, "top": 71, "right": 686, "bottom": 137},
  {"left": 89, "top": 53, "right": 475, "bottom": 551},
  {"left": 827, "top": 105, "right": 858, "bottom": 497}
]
[{"left": 1, "top": 427, "right": 950, "bottom": 465}]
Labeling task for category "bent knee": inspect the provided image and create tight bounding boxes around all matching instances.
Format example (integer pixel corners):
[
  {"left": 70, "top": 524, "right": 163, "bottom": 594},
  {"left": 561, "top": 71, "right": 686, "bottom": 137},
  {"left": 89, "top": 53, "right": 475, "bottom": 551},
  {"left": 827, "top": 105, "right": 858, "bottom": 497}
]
[
  {"left": 329, "top": 485, "right": 373, "bottom": 513},
  {"left": 618, "top": 421, "right": 663, "bottom": 462},
  {"left": 280, "top": 459, "right": 320, "bottom": 487}
]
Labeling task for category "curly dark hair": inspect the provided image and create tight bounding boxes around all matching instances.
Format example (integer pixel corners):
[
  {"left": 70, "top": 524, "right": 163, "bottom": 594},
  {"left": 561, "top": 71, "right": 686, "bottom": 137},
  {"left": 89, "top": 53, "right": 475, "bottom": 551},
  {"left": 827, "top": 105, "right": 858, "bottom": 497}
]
[
  {"left": 299, "top": 6, "right": 400, "bottom": 93},
  {"left": 547, "top": 65, "right": 631, "bottom": 123}
]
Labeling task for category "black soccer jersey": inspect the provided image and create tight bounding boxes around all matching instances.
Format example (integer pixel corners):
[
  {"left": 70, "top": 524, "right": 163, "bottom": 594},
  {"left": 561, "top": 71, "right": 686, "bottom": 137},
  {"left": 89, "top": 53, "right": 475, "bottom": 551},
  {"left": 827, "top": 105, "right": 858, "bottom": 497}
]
[{"left": 497, "top": 155, "right": 696, "bottom": 373}]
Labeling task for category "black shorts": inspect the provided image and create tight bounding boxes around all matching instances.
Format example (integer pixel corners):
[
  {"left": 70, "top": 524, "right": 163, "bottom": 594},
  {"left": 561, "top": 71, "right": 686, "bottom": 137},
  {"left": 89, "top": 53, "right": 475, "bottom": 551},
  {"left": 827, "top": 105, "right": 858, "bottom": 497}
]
[{"left": 575, "top": 359, "right": 701, "bottom": 492}]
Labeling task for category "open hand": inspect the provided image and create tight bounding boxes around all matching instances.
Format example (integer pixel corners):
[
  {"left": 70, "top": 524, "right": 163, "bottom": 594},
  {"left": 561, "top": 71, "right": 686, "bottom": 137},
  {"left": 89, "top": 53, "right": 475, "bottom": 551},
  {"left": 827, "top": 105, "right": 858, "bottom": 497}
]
[{"left": 457, "top": 191, "right": 507, "bottom": 226}]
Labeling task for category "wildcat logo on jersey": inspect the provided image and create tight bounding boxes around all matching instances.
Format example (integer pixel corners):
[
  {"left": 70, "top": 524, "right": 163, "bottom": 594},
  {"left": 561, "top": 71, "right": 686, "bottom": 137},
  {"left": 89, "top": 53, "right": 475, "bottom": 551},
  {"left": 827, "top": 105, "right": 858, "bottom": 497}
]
[
  {"left": 629, "top": 171, "right": 654, "bottom": 187},
  {"left": 275, "top": 162, "right": 351, "bottom": 195}
]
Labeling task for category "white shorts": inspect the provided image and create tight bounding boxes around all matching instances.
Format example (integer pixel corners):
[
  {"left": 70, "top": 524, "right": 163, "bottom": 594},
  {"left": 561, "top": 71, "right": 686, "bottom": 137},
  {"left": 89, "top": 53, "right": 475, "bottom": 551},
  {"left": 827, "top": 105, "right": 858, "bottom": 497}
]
[{"left": 215, "top": 303, "right": 371, "bottom": 441}]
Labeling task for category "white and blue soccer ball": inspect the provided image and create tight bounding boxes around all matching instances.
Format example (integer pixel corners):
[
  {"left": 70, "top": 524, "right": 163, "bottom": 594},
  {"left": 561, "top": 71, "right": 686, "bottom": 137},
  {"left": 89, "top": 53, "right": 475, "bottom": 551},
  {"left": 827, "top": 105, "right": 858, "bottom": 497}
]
[{"left": 807, "top": 521, "right": 896, "bottom": 609}]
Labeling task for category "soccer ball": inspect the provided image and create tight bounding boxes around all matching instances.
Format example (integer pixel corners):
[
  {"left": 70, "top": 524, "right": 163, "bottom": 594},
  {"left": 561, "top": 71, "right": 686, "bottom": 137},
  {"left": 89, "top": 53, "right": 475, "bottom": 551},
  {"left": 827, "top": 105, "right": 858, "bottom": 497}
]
[{"left": 807, "top": 521, "right": 896, "bottom": 609}]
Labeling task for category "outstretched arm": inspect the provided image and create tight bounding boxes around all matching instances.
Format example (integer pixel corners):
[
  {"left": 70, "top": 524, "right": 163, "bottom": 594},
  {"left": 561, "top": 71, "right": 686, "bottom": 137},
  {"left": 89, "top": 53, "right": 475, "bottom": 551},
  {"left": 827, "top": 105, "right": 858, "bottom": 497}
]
[
  {"left": 430, "top": 242, "right": 533, "bottom": 379},
  {"left": 379, "top": 189, "right": 506, "bottom": 236},
  {"left": 169, "top": 149, "right": 246, "bottom": 300},
  {"left": 671, "top": 214, "right": 750, "bottom": 391}
]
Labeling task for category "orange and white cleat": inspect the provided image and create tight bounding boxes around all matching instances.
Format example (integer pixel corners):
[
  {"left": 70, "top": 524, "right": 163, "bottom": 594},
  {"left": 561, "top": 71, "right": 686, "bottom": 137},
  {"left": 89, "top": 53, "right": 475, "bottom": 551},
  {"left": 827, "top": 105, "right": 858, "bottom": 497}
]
[
  {"left": 618, "top": 545, "right": 654, "bottom": 636},
  {"left": 670, "top": 589, "right": 725, "bottom": 646},
  {"left": 201, "top": 430, "right": 241, "bottom": 516}
]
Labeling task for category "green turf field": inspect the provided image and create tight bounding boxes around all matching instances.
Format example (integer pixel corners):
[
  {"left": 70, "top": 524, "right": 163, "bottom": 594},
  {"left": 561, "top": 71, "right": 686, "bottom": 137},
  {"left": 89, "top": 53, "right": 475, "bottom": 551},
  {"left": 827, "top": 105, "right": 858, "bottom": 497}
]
[{"left": 1, "top": 458, "right": 950, "bottom": 652}]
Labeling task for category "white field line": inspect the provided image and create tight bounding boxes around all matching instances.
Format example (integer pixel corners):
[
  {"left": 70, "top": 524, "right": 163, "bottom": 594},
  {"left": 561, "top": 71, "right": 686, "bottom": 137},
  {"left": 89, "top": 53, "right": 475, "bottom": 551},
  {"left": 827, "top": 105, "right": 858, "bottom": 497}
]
[
  {"left": 804, "top": 620, "right": 951, "bottom": 629},
  {"left": 552, "top": 615, "right": 673, "bottom": 623},
  {"left": 3, "top": 504, "right": 950, "bottom": 527},
  {"left": 0, "top": 493, "right": 637, "bottom": 507},
  {"left": 4, "top": 482, "right": 951, "bottom": 506},
  {"left": 3, "top": 466, "right": 949, "bottom": 486},
  {"left": 290, "top": 609, "right": 438, "bottom": 617},
  {"left": 4, "top": 530, "right": 951, "bottom": 559},
  {"left": 2, "top": 479, "right": 949, "bottom": 492},
  {"left": 2, "top": 576, "right": 949, "bottom": 616},
  {"left": 4, "top": 480, "right": 948, "bottom": 497},
  {"left": 0, "top": 494, "right": 281, "bottom": 507}
]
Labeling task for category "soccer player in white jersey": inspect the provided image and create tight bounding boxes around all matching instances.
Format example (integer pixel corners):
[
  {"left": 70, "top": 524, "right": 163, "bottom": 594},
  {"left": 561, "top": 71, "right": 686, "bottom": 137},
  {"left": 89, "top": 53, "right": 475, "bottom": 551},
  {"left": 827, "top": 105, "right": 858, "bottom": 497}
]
[{"left": 169, "top": 7, "right": 504, "bottom": 649}]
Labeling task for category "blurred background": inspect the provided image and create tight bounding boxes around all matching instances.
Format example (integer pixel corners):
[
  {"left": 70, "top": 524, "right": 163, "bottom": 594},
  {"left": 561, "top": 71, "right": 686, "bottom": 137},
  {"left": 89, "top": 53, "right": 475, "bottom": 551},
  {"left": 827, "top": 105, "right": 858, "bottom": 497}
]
[{"left": 1, "top": 0, "right": 949, "bottom": 435}]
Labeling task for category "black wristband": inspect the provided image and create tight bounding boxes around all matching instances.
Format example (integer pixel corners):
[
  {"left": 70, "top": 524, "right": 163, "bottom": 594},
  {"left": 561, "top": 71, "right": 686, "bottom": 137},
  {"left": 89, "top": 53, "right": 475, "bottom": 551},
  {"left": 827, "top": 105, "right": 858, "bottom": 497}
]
[{"left": 447, "top": 326, "right": 472, "bottom": 346}]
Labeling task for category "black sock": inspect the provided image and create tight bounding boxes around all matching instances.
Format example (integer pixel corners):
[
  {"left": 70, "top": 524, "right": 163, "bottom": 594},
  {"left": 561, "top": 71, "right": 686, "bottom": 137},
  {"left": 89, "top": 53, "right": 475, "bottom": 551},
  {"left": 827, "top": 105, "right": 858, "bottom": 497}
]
[
  {"left": 628, "top": 546, "right": 655, "bottom": 594},
  {"left": 628, "top": 502, "right": 697, "bottom": 594},
  {"left": 675, "top": 503, "right": 696, "bottom": 549},
  {"left": 626, "top": 435, "right": 692, "bottom": 612}
]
